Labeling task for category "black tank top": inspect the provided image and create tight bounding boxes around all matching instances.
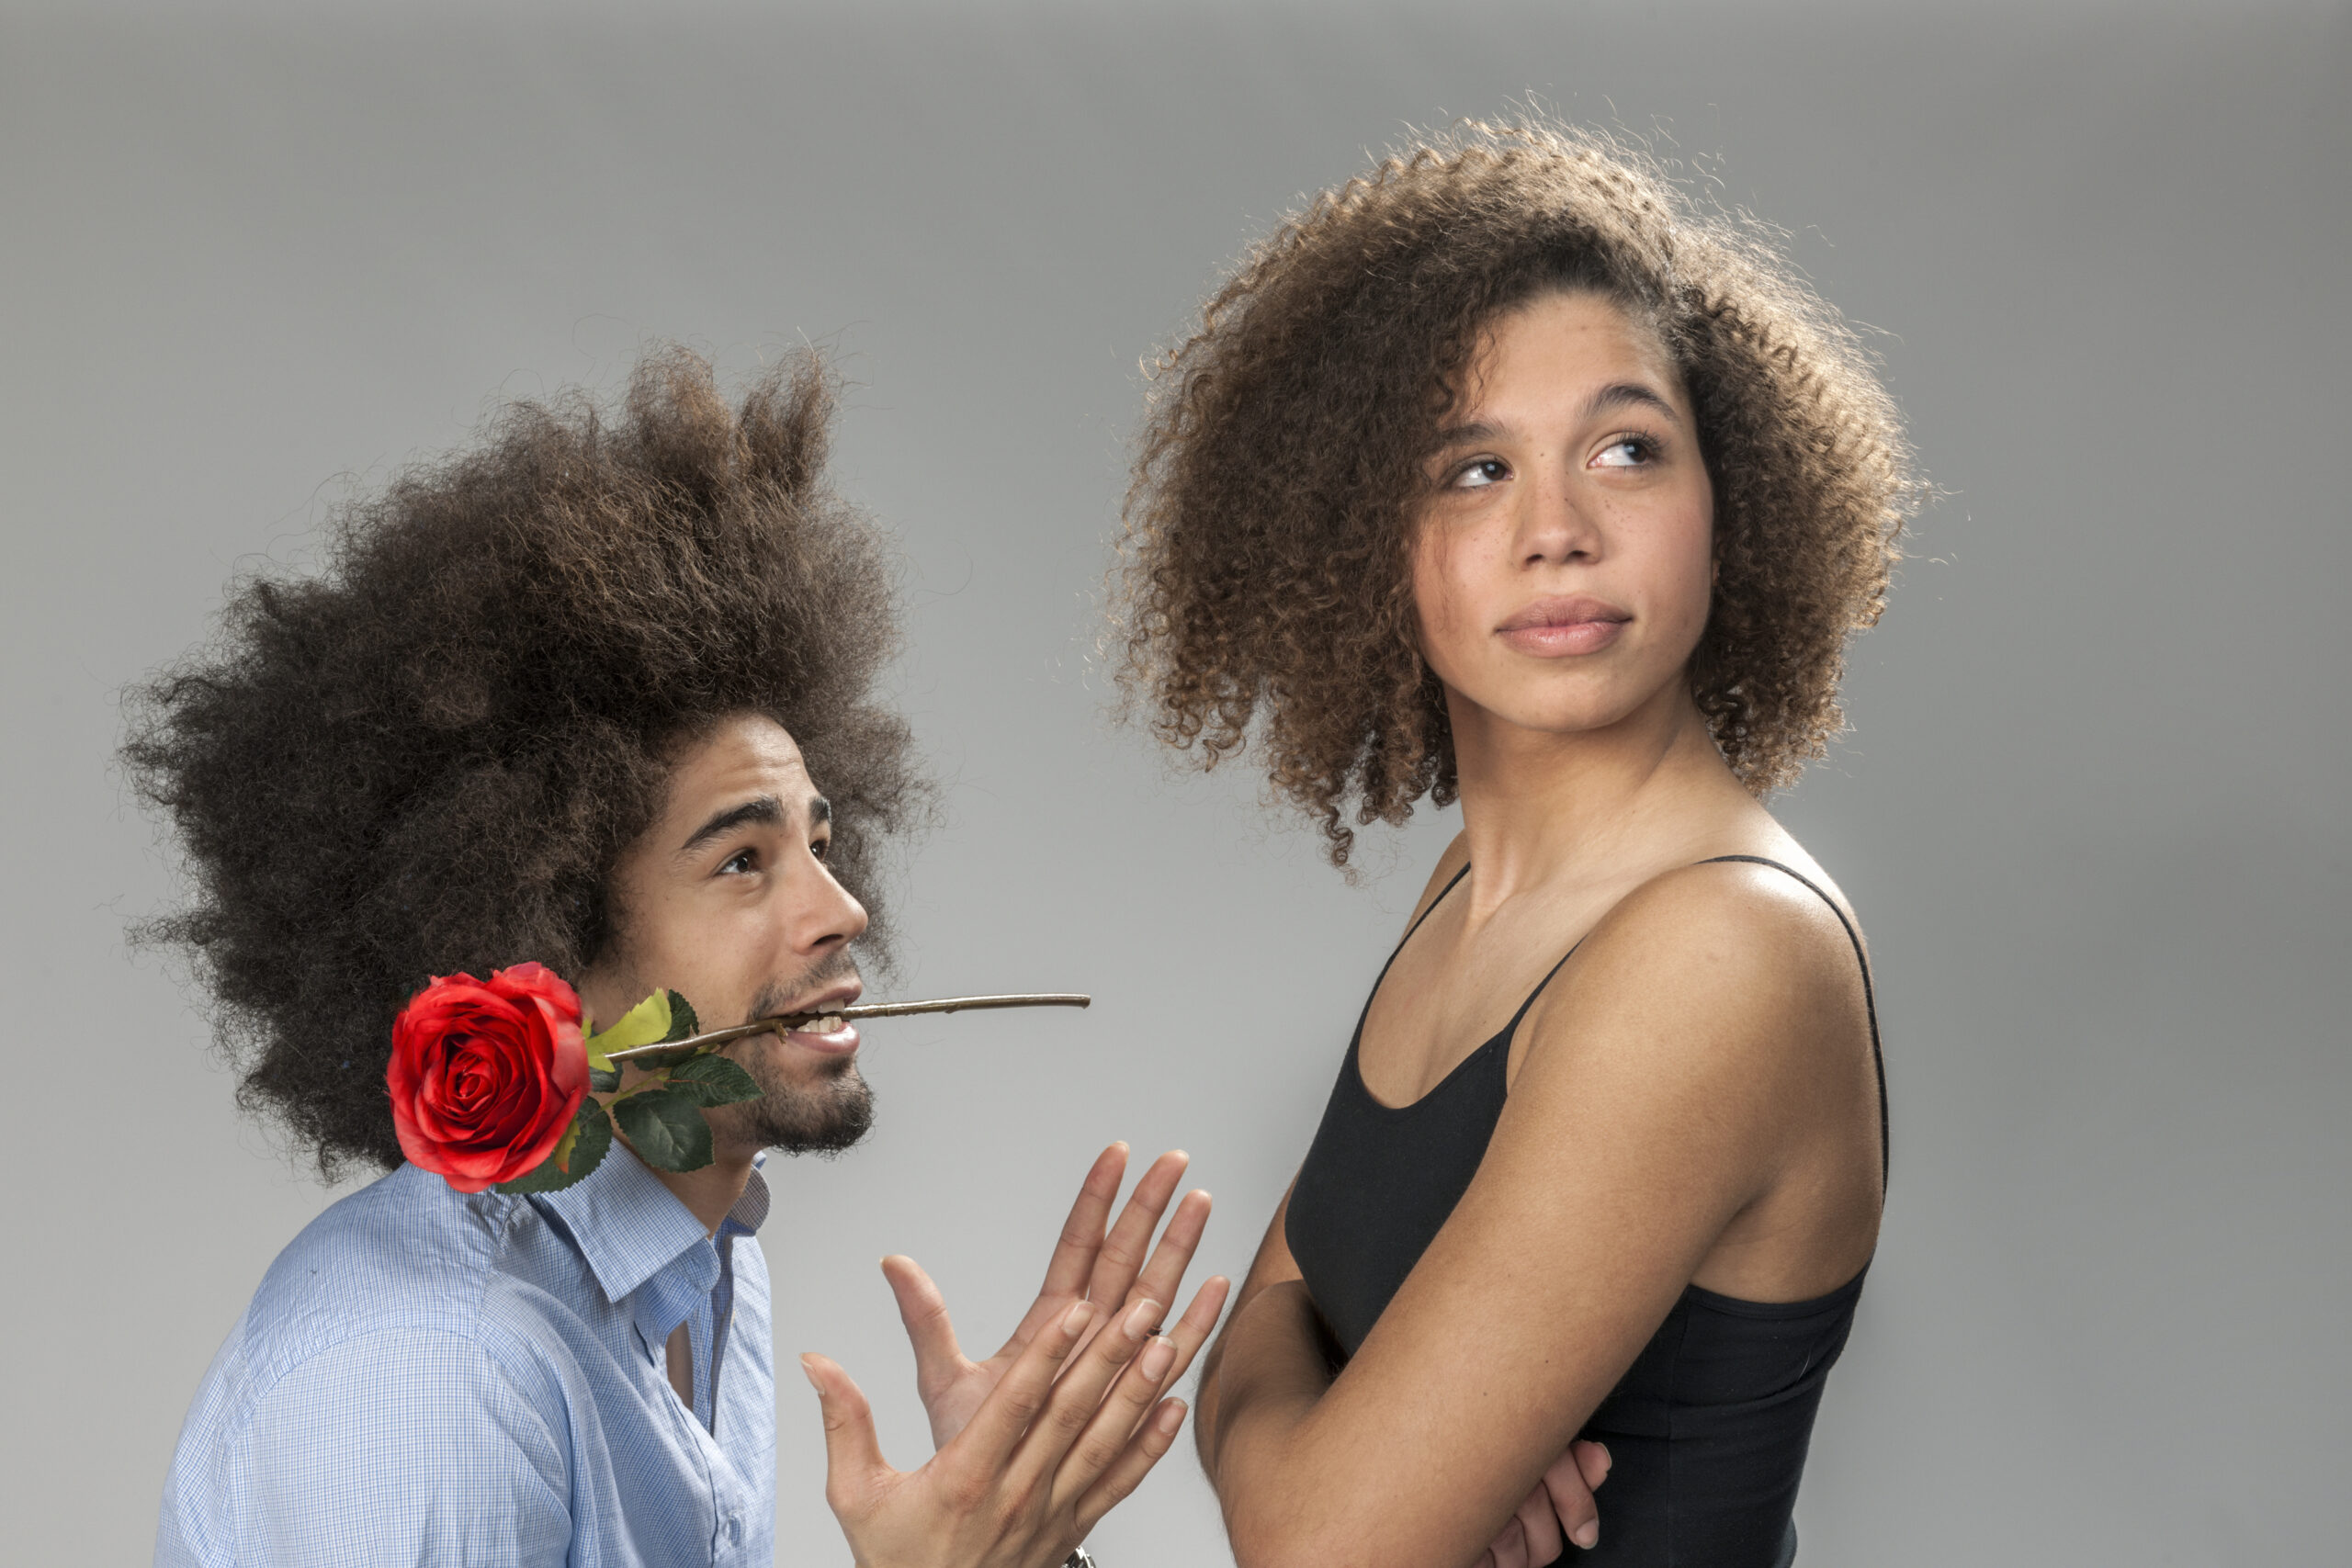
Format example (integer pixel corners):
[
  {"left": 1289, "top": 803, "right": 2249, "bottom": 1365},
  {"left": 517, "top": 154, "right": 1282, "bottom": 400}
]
[{"left": 1285, "top": 856, "right": 1886, "bottom": 1568}]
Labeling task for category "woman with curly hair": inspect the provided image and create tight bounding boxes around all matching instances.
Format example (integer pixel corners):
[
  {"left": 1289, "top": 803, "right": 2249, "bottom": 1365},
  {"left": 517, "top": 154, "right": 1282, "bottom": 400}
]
[{"left": 1118, "top": 125, "right": 1916, "bottom": 1567}]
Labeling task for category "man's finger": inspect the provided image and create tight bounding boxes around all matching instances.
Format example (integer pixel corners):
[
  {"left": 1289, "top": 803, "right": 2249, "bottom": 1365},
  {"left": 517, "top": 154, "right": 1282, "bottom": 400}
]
[
  {"left": 880, "top": 1255, "right": 966, "bottom": 1394},
  {"left": 799, "top": 1354, "right": 888, "bottom": 1515},
  {"left": 1544, "top": 1443, "right": 1604, "bottom": 1551},
  {"left": 1085, "top": 1150, "right": 1188, "bottom": 1308},
  {"left": 1144, "top": 1275, "right": 1231, "bottom": 1401},
  {"left": 952, "top": 1297, "right": 1098, "bottom": 1465},
  {"left": 1052, "top": 1329, "right": 1182, "bottom": 1509},
  {"left": 1071, "top": 1398, "right": 1187, "bottom": 1538},
  {"left": 1010, "top": 1296, "right": 1160, "bottom": 1488},
  {"left": 997, "top": 1144, "right": 1128, "bottom": 1359},
  {"left": 1125, "top": 1187, "right": 1212, "bottom": 1324}
]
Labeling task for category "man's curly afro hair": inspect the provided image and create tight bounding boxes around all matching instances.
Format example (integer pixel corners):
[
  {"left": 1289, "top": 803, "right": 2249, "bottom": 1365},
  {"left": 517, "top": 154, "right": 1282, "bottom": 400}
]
[
  {"left": 123, "top": 347, "right": 926, "bottom": 1180},
  {"left": 1116, "top": 123, "right": 1918, "bottom": 864}
]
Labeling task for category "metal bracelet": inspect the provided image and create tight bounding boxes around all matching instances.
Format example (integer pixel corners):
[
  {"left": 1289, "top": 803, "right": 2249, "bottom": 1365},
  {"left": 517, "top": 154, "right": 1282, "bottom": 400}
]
[{"left": 1063, "top": 1549, "right": 1096, "bottom": 1568}]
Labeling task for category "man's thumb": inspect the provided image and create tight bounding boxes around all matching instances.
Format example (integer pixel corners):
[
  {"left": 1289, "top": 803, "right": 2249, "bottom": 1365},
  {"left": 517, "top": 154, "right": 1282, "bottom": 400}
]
[{"left": 801, "top": 1353, "right": 888, "bottom": 1506}]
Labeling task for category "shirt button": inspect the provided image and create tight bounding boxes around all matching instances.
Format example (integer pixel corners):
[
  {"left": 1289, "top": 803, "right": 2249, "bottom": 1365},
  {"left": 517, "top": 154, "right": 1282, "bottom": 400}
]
[{"left": 725, "top": 1516, "right": 741, "bottom": 1545}]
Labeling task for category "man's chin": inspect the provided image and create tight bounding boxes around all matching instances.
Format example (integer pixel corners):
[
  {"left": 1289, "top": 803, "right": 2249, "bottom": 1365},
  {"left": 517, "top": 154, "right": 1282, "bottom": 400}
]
[{"left": 719, "top": 1061, "right": 876, "bottom": 1157}]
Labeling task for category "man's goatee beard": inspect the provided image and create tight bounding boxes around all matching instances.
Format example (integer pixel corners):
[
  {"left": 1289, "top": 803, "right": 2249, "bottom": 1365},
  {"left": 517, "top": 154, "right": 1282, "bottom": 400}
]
[{"left": 736, "top": 1055, "right": 875, "bottom": 1156}]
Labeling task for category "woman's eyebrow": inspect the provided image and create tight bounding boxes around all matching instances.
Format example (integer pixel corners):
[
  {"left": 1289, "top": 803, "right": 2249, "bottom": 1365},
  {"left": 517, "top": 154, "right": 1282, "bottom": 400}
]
[
  {"left": 1433, "top": 384, "right": 1679, "bottom": 449},
  {"left": 1583, "top": 381, "right": 1681, "bottom": 424},
  {"left": 1432, "top": 418, "right": 1508, "bottom": 446}
]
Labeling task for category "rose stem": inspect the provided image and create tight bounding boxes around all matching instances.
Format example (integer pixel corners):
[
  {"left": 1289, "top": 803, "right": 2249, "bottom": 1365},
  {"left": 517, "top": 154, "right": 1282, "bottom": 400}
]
[{"left": 603, "top": 993, "right": 1091, "bottom": 1064}]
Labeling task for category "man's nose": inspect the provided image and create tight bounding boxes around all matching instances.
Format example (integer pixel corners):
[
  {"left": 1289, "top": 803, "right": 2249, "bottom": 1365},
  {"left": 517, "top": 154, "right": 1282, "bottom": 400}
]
[{"left": 784, "top": 855, "right": 869, "bottom": 957}]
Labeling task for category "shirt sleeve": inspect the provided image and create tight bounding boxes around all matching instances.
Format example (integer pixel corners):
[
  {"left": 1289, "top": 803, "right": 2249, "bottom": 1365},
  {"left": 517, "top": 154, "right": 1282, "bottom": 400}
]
[{"left": 232, "top": 1327, "right": 572, "bottom": 1567}]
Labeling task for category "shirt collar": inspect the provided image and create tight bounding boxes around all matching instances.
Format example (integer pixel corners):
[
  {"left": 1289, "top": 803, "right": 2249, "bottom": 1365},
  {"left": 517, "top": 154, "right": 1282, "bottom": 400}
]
[
  {"left": 533, "top": 1145, "right": 771, "bottom": 1309},
  {"left": 721, "top": 1155, "right": 772, "bottom": 1236}
]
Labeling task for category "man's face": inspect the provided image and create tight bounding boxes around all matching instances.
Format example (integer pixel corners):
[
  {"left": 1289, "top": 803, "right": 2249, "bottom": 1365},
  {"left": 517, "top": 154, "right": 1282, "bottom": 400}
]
[{"left": 579, "top": 712, "right": 874, "bottom": 1158}]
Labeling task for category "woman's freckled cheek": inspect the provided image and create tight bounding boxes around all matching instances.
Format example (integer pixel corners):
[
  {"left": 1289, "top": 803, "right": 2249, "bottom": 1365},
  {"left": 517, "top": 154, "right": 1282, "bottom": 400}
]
[{"left": 1411, "top": 532, "right": 1473, "bottom": 657}]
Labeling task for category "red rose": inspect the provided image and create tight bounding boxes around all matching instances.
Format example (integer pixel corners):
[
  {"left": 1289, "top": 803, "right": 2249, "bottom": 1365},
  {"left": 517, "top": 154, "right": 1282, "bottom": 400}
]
[{"left": 388, "top": 962, "right": 590, "bottom": 1193}]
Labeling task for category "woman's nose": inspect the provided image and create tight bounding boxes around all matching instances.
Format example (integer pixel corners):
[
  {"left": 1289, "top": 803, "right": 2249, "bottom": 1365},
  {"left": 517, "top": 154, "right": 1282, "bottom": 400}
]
[{"left": 1512, "top": 466, "right": 1602, "bottom": 566}]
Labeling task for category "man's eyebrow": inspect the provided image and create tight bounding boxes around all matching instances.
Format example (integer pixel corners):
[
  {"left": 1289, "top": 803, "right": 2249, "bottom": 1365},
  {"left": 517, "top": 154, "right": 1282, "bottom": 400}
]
[
  {"left": 677, "top": 795, "right": 784, "bottom": 856},
  {"left": 808, "top": 796, "right": 831, "bottom": 827}
]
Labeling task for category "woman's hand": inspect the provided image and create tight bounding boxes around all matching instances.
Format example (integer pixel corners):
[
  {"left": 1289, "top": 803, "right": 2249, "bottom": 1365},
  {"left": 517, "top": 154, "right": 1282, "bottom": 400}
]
[
  {"left": 804, "top": 1295, "right": 1190, "bottom": 1568},
  {"left": 1476, "top": 1441, "right": 1611, "bottom": 1566},
  {"left": 886, "top": 1144, "right": 1229, "bottom": 1451}
]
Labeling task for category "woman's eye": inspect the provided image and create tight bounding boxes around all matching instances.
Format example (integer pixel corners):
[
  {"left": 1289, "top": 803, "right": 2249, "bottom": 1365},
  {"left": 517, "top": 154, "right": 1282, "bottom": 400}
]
[
  {"left": 1450, "top": 458, "right": 1509, "bottom": 490},
  {"left": 1593, "top": 437, "right": 1652, "bottom": 468}
]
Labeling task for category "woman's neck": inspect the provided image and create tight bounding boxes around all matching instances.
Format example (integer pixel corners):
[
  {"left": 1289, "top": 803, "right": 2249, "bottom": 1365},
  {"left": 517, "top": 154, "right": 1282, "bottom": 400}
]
[{"left": 1446, "top": 681, "right": 1754, "bottom": 913}]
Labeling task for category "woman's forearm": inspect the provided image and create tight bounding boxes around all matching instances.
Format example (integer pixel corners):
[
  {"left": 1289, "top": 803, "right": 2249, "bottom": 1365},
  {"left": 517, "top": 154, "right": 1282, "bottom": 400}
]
[{"left": 1194, "top": 1280, "right": 1337, "bottom": 1564}]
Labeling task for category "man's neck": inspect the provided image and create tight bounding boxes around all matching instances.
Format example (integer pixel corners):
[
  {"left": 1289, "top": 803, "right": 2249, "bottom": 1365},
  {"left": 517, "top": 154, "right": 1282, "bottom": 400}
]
[
  {"left": 644, "top": 1146, "right": 756, "bottom": 1235},
  {"left": 600, "top": 1066, "right": 757, "bottom": 1235}
]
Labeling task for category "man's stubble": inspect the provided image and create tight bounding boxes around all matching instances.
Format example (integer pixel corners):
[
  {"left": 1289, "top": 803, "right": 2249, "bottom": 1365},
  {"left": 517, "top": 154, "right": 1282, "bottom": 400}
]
[
  {"left": 725, "top": 1043, "right": 875, "bottom": 1156},
  {"left": 720, "top": 952, "right": 875, "bottom": 1156}
]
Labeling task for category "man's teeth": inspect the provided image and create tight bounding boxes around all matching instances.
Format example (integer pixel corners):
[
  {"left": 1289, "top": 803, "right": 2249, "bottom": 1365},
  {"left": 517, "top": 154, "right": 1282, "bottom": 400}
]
[{"left": 800, "top": 1014, "right": 843, "bottom": 1033}]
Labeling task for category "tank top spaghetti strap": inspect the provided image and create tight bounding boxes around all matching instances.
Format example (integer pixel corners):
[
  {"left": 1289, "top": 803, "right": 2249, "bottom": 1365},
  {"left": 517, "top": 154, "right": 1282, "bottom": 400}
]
[{"left": 1283, "top": 855, "right": 1885, "bottom": 1567}]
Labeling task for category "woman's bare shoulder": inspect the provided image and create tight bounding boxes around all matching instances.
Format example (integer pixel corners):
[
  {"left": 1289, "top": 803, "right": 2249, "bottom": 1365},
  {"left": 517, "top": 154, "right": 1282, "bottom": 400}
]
[{"left": 1526, "top": 854, "right": 1869, "bottom": 1082}]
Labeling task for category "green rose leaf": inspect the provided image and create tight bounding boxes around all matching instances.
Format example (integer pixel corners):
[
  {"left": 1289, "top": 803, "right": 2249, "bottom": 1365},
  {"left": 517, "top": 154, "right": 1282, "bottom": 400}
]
[
  {"left": 566, "top": 1099, "right": 614, "bottom": 1175},
  {"left": 615, "top": 1088, "right": 714, "bottom": 1172},
  {"left": 587, "top": 989, "right": 673, "bottom": 1069},
  {"left": 587, "top": 1066, "right": 621, "bottom": 1095},
  {"left": 496, "top": 1100, "right": 615, "bottom": 1194},
  {"left": 660, "top": 990, "right": 701, "bottom": 1043},
  {"left": 666, "top": 1052, "right": 763, "bottom": 1108}
]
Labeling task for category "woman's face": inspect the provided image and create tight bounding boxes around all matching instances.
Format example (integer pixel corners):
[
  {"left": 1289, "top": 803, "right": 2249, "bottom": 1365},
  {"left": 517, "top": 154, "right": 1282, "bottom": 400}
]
[{"left": 1410, "top": 289, "right": 1716, "bottom": 744}]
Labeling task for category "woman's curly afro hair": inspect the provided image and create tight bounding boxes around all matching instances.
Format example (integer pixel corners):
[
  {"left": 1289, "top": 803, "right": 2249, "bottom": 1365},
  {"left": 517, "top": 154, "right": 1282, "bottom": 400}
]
[
  {"left": 124, "top": 347, "right": 926, "bottom": 1180},
  {"left": 1116, "top": 122, "right": 1918, "bottom": 864}
]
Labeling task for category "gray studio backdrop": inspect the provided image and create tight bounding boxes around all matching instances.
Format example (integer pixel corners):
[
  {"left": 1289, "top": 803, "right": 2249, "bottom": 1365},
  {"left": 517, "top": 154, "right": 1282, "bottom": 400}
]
[{"left": 3, "top": 2, "right": 2345, "bottom": 1562}]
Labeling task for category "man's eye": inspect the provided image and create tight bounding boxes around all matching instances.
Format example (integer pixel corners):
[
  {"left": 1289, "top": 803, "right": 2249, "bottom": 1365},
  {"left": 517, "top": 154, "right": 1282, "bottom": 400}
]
[
  {"left": 810, "top": 838, "right": 831, "bottom": 863},
  {"left": 719, "top": 849, "right": 757, "bottom": 874},
  {"left": 1593, "top": 436, "right": 1653, "bottom": 468},
  {"left": 1449, "top": 458, "right": 1509, "bottom": 490}
]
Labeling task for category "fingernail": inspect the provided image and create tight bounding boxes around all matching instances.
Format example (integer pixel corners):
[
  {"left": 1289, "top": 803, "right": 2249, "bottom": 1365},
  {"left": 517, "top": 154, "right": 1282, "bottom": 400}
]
[
  {"left": 1062, "top": 1300, "right": 1097, "bottom": 1337},
  {"left": 1125, "top": 1298, "right": 1163, "bottom": 1340},
  {"left": 797, "top": 1354, "right": 820, "bottom": 1389},
  {"left": 1157, "top": 1399, "right": 1187, "bottom": 1433},
  {"left": 1574, "top": 1521, "right": 1599, "bottom": 1549},
  {"left": 1138, "top": 1336, "right": 1176, "bottom": 1381}
]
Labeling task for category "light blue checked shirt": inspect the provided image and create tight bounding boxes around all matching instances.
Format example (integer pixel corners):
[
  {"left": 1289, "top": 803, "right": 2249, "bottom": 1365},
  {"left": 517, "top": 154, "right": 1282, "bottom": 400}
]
[{"left": 156, "top": 1146, "right": 776, "bottom": 1566}]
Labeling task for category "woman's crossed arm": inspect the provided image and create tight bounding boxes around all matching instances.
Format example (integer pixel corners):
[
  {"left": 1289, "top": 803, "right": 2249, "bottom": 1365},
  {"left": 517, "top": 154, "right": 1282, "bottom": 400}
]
[{"left": 1193, "top": 865, "right": 1870, "bottom": 1568}]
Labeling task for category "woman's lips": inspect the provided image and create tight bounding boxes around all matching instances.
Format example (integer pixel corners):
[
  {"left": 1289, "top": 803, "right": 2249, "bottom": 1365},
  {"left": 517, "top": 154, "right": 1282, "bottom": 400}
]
[
  {"left": 1500, "top": 620, "right": 1624, "bottom": 656},
  {"left": 1496, "top": 600, "right": 1631, "bottom": 658},
  {"left": 783, "top": 1015, "right": 860, "bottom": 1055}
]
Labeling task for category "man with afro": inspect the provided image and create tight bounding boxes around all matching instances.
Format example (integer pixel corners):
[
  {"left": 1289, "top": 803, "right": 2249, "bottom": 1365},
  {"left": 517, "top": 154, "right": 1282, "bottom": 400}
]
[{"left": 130, "top": 347, "right": 1227, "bottom": 1567}]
